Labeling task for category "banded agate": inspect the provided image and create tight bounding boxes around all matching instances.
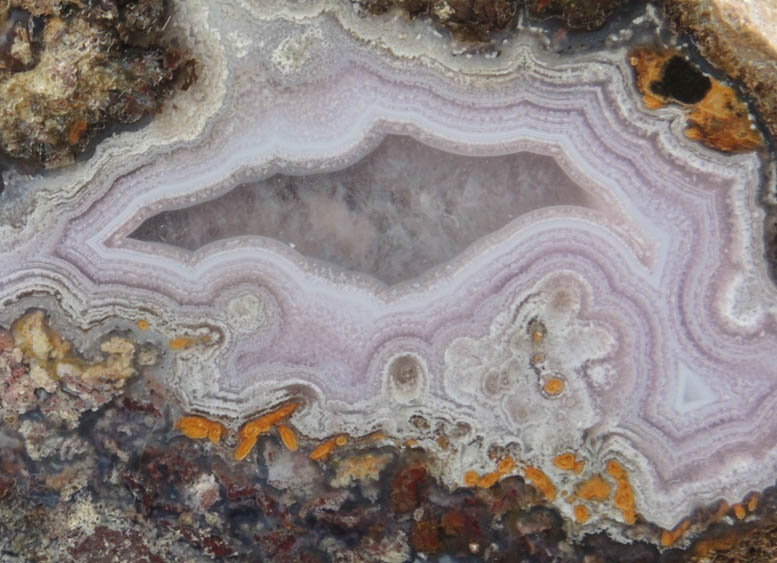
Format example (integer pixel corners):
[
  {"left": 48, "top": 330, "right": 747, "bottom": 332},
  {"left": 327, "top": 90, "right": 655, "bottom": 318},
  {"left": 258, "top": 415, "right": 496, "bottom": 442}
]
[{"left": 0, "top": 0, "right": 775, "bottom": 535}]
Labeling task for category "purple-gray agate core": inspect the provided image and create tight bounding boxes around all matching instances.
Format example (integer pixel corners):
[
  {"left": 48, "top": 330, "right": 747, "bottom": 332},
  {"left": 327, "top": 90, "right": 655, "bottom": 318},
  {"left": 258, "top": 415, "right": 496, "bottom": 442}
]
[{"left": 1, "top": 0, "right": 775, "bottom": 540}]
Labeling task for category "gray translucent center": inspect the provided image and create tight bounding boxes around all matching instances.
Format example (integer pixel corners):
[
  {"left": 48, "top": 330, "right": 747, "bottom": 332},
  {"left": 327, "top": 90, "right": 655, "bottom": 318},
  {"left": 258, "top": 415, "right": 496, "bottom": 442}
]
[{"left": 131, "top": 135, "right": 594, "bottom": 284}]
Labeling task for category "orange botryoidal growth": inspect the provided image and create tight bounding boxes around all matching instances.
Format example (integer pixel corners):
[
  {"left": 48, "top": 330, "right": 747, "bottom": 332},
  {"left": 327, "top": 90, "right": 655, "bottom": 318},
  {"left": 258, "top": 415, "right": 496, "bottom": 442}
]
[
  {"left": 661, "top": 520, "right": 690, "bottom": 547},
  {"left": 543, "top": 377, "right": 564, "bottom": 395},
  {"left": 234, "top": 402, "right": 301, "bottom": 460},
  {"left": 177, "top": 416, "right": 226, "bottom": 445},
  {"left": 524, "top": 466, "right": 557, "bottom": 501},
  {"left": 553, "top": 452, "right": 585, "bottom": 474},
  {"left": 606, "top": 459, "right": 637, "bottom": 525},
  {"left": 573, "top": 504, "right": 590, "bottom": 524},
  {"left": 575, "top": 474, "right": 611, "bottom": 502},
  {"left": 310, "top": 434, "right": 349, "bottom": 461},
  {"left": 277, "top": 424, "right": 298, "bottom": 452}
]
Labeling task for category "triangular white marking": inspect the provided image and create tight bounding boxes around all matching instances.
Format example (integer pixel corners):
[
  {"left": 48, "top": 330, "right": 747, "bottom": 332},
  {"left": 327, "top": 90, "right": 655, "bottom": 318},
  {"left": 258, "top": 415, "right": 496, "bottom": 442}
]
[{"left": 674, "top": 362, "right": 717, "bottom": 414}]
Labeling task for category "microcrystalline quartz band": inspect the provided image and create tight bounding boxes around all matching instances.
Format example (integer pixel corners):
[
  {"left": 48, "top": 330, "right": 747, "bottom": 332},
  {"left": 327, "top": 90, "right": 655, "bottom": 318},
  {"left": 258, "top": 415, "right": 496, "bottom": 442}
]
[{"left": 1, "top": 0, "right": 776, "bottom": 534}]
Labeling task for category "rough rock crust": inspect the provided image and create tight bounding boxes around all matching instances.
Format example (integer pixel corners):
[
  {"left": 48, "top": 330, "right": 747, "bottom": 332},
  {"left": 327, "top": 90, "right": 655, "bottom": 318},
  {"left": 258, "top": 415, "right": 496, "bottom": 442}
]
[{"left": 0, "top": 0, "right": 196, "bottom": 169}]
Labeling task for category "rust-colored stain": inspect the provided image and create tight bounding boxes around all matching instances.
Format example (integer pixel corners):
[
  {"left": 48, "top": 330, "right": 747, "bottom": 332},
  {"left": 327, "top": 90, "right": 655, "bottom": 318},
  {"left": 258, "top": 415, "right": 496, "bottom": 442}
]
[
  {"left": 629, "top": 47, "right": 763, "bottom": 153},
  {"left": 68, "top": 120, "right": 88, "bottom": 145}
]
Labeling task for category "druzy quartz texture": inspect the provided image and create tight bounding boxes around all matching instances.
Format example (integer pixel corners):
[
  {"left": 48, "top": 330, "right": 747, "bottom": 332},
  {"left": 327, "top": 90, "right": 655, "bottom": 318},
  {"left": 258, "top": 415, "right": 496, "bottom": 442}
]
[{"left": 0, "top": 0, "right": 775, "bottom": 540}]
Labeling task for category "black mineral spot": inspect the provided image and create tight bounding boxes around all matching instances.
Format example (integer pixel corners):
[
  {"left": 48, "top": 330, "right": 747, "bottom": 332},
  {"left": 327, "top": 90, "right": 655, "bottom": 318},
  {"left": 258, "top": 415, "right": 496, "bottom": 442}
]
[{"left": 650, "top": 55, "right": 712, "bottom": 105}]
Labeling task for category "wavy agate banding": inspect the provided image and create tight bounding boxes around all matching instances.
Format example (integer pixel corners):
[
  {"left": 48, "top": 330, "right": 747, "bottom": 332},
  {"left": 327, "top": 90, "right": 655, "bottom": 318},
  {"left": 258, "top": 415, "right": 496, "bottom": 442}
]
[{"left": 1, "top": 3, "right": 776, "bottom": 532}]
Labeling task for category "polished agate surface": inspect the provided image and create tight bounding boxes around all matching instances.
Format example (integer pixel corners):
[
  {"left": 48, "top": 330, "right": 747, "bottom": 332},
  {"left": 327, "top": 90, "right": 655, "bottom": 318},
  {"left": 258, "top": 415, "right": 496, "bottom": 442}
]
[{"left": 1, "top": 0, "right": 776, "bottom": 537}]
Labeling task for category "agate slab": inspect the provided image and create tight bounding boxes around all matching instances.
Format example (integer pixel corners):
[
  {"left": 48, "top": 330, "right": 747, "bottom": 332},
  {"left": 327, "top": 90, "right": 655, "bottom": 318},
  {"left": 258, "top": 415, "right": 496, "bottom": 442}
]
[{"left": 1, "top": 0, "right": 776, "bottom": 539}]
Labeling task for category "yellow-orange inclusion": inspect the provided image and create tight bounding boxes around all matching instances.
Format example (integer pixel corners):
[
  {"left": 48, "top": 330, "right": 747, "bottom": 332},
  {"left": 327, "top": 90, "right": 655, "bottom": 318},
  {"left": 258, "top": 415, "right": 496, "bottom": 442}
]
[
  {"left": 553, "top": 452, "right": 585, "bottom": 474},
  {"left": 574, "top": 504, "right": 590, "bottom": 524},
  {"left": 169, "top": 336, "right": 197, "bottom": 350},
  {"left": 607, "top": 460, "right": 637, "bottom": 525},
  {"left": 543, "top": 377, "right": 564, "bottom": 395},
  {"left": 277, "top": 424, "right": 298, "bottom": 452},
  {"left": 661, "top": 520, "right": 690, "bottom": 547},
  {"left": 235, "top": 402, "right": 301, "bottom": 460},
  {"left": 575, "top": 474, "right": 611, "bottom": 502},
  {"left": 732, "top": 503, "right": 746, "bottom": 520},
  {"left": 310, "top": 434, "right": 349, "bottom": 461},
  {"left": 177, "top": 416, "right": 225, "bottom": 445},
  {"left": 525, "top": 466, "right": 557, "bottom": 500}
]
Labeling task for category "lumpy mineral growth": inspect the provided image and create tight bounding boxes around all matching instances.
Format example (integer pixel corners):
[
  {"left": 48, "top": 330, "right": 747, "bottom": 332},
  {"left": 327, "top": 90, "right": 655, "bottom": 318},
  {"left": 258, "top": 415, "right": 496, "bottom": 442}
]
[
  {"left": 0, "top": 0, "right": 196, "bottom": 169},
  {"left": 1, "top": 0, "right": 777, "bottom": 558}
]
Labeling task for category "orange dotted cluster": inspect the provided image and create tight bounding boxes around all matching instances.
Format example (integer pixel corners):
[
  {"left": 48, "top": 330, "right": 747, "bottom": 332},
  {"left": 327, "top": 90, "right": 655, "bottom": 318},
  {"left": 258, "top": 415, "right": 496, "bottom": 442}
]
[{"left": 176, "top": 416, "right": 225, "bottom": 445}]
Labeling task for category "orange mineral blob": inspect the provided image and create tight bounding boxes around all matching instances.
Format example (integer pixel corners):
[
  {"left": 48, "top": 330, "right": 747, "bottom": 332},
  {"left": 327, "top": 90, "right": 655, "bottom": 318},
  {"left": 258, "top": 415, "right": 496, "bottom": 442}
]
[
  {"left": 464, "top": 471, "right": 481, "bottom": 487},
  {"left": 310, "top": 438, "right": 337, "bottom": 461},
  {"left": 497, "top": 456, "right": 516, "bottom": 475},
  {"left": 477, "top": 472, "right": 502, "bottom": 489},
  {"left": 234, "top": 435, "right": 258, "bottom": 461},
  {"left": 169, "top": 336, "right": 197, "bottom": 350},
  {"left": 525, "top": 466, "right": 556, "bottom": 501},
  {"left": 136, "top": 319, "right": 150, "bottom": 331},
  {"left": 177, "top": 416, "right": 211, "bottom": 440},
  {"left": 277, "top": 424, "right": 298, "bottom": 452},
  {"left": 574, "top": 504, "right": 590, "bottom": 524},
  {"left": 576, "top": 474, "right": 611, "bottom": 502},
  {"left": 607, "top": 460, "right": 637, "bottom": 525},
  {"left": 732, "top": 503, "right": 746, "bottom": 520},
  {"left": 206, "top": 422, "right": 225, "bottom": 444},
  {"left": 747, "top": 493, "right": 759, "bottom": 512},
  {"left": 553, "top": 452, "right": 585, "bottom": 474},
  {"left": 177, "top": 416, "right": 226, "bottom": 445},
  {"left": 234, "top": 406, "right": 298, "bottom": 461},
  {"left": 257, "top": 402, "right": 300, "bottom": 427},
  {"left": 661, "top": 520, "right": 690, "bottom": 547},
  {"left": 544, "top": 377, "right": 564, "bottom": 395}
]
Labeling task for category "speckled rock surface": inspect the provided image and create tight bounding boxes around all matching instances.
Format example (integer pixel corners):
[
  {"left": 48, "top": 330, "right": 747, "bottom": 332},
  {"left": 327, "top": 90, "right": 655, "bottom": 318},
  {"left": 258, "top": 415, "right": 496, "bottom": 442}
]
[{"left": 0, "top": 0, "right": 195, "bottom": 170}]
